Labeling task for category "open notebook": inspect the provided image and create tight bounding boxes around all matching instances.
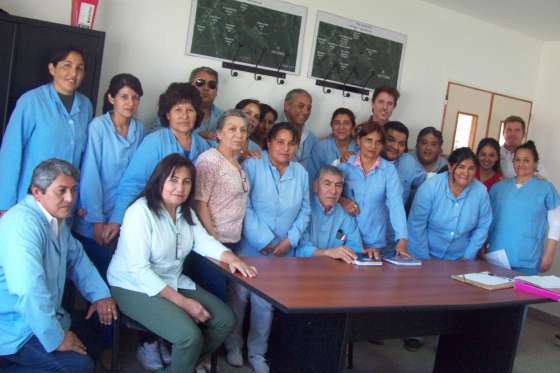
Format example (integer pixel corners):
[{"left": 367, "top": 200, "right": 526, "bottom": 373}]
[{"left": 451, "top": 271, "right": 514, "bottom": 290}]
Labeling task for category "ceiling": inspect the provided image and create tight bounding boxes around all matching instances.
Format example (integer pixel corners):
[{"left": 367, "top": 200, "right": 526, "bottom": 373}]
[{"left": 420, "top": 0, "right": 560, "bottom": 41}]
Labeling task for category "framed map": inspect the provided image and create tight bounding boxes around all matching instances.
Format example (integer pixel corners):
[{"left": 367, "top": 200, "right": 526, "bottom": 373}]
[
  {"left": 186, "top": 0, "right": 307, "bottom": 74},
  {"left": 309, "top": 11, "right": 407, "bottom": 89}
]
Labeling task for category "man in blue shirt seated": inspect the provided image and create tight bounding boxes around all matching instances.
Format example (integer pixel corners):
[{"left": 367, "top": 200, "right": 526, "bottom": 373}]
[
  {"left": 296, "top": 165, "right": 362, "bottom": 262},
  {"left": 0, "top": 159, "right": 117, "bottom": 372}
]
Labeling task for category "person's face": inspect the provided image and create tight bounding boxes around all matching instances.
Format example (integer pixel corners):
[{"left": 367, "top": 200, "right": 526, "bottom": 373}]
[
  {"left": 217, "top": 116, "right": 248, "bottom": 153},
  {"left": 384, "top": 129, "right": 408, "bottom": 161},
  {"left": 284, "top": 94, "right": 312, "bottom": 127},
  {"left": 167, "top": 101, "right": 197, "bottom": 135},
  {"left": 267, "top": 129, "right": 297, "bottom": 166},
  {"left": 314, "top": 172, "right": 344, "bottom": 211},
  {"left": 371, "top": 92, "right": 395, "bottom": 123},
  {"left": 449, "top": 158, "right": 476, "bottom": 189},
  {"left": 108, "top": 86, "right": 141, "bottom": 120},
  {"left": 191, "top": 71, "right": 218, "bottom": 106},
  {"left": 477, "top": 145, "right": 499, "bottom": 172},
  {"left": 241, "top": 103, "right": 261, "bottom": 132},
  {"left": 358, "top": 131, "right": 383, "bottom": 161},
  {"left": 256, "top": 111, "right": 276, "bottom": 137},
  {"left": 503, "top": 121, "right": 525, "bottom": 148},
  {"left": 513, "top": 148, "right": 537, "bottom": 178},
  {"left": 161, "top": 166, "right": 192, "bottom": 210},
  {"left": 417, "top": 133, "right": 442, "bottom": 165},
  {"left": 31, "top": 173, "right": 77, "bottom": 219},
  {"left": 48, "top": 51, "right": 85, "bottom": 95},
  {"left": 331, "top": 114, "right": 354, "bottom": 142}
]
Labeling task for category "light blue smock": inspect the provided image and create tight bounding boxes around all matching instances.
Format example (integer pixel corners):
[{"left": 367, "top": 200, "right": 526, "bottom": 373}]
[
  {"left": 109, "top": 127, "right": 209, "bottom": 224},
  {"left": 0, "top": 196, "right": 110, "bottom": 355},
  {"left": 296, "top": 195, "right": 362, "bottom": 257},
  {"left": 488, "top": 177, "right": 560, "bottom": 273},
  {"left": 0, "top": 83, "right": 93, "bottom": 210},
  {"left": 309, "top": 135, "right": 358, "bottom": 182},
  {"left": 294, "top": 128, "right": 318, "bottom": 176},
  {"left": 74, "top": 113, "right": 145, "bottom": 238},
  {"left": 408, "top": 172, "right": 492, "bottom": 260},
  {"left": 337, "top": 153, "right": 408, "bottom": 249},
  {"left": 238, "top": 151, "right": 311, "bottom": 257},
  {"left": 396, "top": 151, "right": 448, "bottom": 204},
  {"left": 194, "top": 104, "right": 223, "bottom": 135}
]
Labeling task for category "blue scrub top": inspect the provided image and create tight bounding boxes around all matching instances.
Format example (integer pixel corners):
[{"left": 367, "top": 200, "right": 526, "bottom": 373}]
[
  {"left": 309, "top": 135, "right": 358, "bottom": 182},
  {"left": 238, "top": 151, "right": 311, "bottom": 257},
  {"left": 74, "top": 113, "right": 145, "bottom": 238},
  {"left": 337, "top": 153, "right": 407, "bottom": 248},
  {"left": 109, "top": 127, "right": 209, "bottom": 224},
  {"left": 488, "top": 177, "right": 560, "bottom": 273},
  {"left": 0, "top": 83, "right": 93, "bottom": 210},
  {"left": 396, "top": 151, "right": 448, "bottom": 206},
  {"left": 296, "top": 195, "right": 362, "bottom": 257},
  {"left": 408, "top": 172, "right": 492, "bottom": 260}
]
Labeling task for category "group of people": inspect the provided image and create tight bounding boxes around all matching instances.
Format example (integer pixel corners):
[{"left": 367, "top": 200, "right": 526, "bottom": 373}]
[{"left": 0, "top": 45, "right": 558, "bottom": 373}]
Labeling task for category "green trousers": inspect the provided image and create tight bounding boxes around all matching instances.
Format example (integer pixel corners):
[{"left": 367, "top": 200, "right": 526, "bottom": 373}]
[{"left": 111, "top": 285, "right": 235, "bottom": 373}]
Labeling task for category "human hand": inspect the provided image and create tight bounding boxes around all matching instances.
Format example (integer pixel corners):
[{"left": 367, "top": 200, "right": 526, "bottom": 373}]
[
  {"left": 323, "top": 246, "right": 357, "bottom": 264},
  {"left": 540, "top": 253, "right": 555, "bottom": 272},
  {"left": 181, "top": 298, "right": 211, "bottom": 323},
  {"left": 395, "top": 239, "right": 411, "bottom": 258},
  {"left": 102, "top": 223, "right": 120, "bottom": 245},
  {"left": 228, "top": 258, "right": 258, "bottom": 277},
  {"left": 86, "top": 297, "right": 118, "bottom": 325},
  {"left": 340, "top": 197, "right": 359, "bottom": 216},
  {"left": 363, "top": 247, "right": 381, "bottom": 260},
  {"left": 92, "top": 223, "right": 106, "bottom": 245},
  {"left": 56, "top": 331, "right": 87, "bottom": 355},
  {"left": 273, "top": 239, "right": 291, "bottom": 257},
  {"left": 199, "top": 131, "right": 216, "bottom": 140},
  {"left": 339, "top": 150, "right": 353, "bottom": 163}
]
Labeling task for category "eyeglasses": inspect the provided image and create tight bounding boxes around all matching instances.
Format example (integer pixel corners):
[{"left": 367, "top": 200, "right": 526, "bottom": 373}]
[{"left": 194, "top": 78, "right": 218, "bottom": 90}]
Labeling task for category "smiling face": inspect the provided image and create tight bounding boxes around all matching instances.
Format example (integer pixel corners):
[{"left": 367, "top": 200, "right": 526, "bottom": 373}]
[
  {"left": 284, "top": 94, "right": 312, "bottom": 127},
  {"left": 166, "top": 101, "right": 197, "bottom": 135},
  {"left": 191, "top": 70, "right": 218, "bottom": 107},
  {"left": 449, "top": 158, "right": 476, "bottom": 190},
  {"left": 513, "top": 148, "right": 537, "bottom": 179},
  {"left": 48, "top": 51, "right": 85, "bottom": 95},
  {"left": 161, "top": 166, "right": 192, "bottom": 212},
  {"left": 384, "top": 128, "right": 408, "bottom": 161},
  {"left": 217, "top": 115, "right": 248, "bottom": 153},
  {"left": 331, "top": 113, "right": 354, "bottom": 142},
  {"left": 371, "top": 92, "right": 395, "bottom": 124},
  {"left": 240, "top": 102, "right": 261, "bottom": 132},
  {"left": 417, "top": 133, "right": 442, "bottom": 166},
  {"left": 477, "top": 144, "right": 499, "bottom": 172},
  {"left": 503, "top": 121, "right": 525, "bottom": 149},
  {"left": 314, "top": 171, "right": 344, "bottom": 211},
  {"left": 108, "top": 86, "right": 141, "bottom": 121},
  {"left": 267, "top": 129, "right": 297, "bottom": 167},
  {"left": 358, "top": 130, "right": 384, "bottom": 162},
  {"left": 31, "top": 173, "right": 77, "bottom": 219}
]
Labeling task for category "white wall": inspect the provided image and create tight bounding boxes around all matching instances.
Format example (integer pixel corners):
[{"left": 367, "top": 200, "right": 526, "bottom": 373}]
[{"left": 1, "top": 0, "right": 543, "bottom": 140}]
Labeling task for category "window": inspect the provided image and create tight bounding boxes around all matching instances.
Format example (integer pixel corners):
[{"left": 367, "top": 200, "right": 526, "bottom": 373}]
[{"left": 452, "top": 112, "right": 478, "bottom": 150}]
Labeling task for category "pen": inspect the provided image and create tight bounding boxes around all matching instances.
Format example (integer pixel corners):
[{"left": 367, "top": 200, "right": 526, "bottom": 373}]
[{"left": 488, "top": 273, "right": 513, "bottom": 281}]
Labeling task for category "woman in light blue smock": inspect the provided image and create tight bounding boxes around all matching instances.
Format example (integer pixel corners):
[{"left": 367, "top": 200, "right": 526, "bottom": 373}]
[
  {"left": 488, "top": 141, "right": 560, "bottom": 275},
  {"left": 408, "top": 147, "right": 492, "bottom": 260},
  {"left": 109, "top": 83, "right": 209, "bottom": 226},
  {"left": 225, "top": 123, "right": 310, "bottom": 373},
  {"left": 0, "top": 47, "right": 92, "bottom": 214},
  {"left": 309, "top": 108, "right": 359, "bottom": 181},
  {"left": 337, "top": 122, "right": 409, "bottom": 258},
  {"left": 74, "top": 73, "right": 145, "bottom": 276}
]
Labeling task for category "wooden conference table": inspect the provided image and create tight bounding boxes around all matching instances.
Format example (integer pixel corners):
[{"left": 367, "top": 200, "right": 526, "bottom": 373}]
[{"left": 206, "top": 256, "right": 548, "bottom": 373}]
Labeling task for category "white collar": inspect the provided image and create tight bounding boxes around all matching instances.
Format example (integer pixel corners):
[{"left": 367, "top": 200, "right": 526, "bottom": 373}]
[{"left": 36, "top": 200, "right": 60, "bottom": 238}]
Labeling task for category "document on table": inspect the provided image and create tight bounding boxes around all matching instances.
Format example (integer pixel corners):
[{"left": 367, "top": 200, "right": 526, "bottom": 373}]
[
  {"left": 463, "top": 272, "right": 512, "bottom": 286},
  {"left": 515, "top": 276, "right": 560, "bottom": 289},
  {"left": 484, "top": 249, "right": 511, "bottom": 269}
]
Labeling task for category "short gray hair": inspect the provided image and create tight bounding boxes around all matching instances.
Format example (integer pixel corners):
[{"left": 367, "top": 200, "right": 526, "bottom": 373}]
[
  {"left": 189, "top": 66, "right": 219, "bottom": 84},
  {"left": 284, "top": 88, "right": 312, "bottom": 104},
  {"left": 29, "top": 159, "right": 79, "bottom": 193},
  {"left": 216, "top": 109, "right": 249, "bottom": 132},
  {"left": 316, "top": 165, "right": 343, "bottom": 182}
]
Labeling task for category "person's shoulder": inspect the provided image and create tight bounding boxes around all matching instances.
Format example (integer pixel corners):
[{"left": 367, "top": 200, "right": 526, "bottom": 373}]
[
  {"left": 75, "top": 90, "right": 92, "bottom": 107},
  {"left": 469, "top": 178, "right": 488, "bottom": 195},
  {"left": 195, "top": 148, "right": 220, "bottom": 165},
  {"left": 124, "top": 197, "right": 150, "bottom": 218},
  {"left": 0, "top": 197, "right": 46, "bottom": 233}
]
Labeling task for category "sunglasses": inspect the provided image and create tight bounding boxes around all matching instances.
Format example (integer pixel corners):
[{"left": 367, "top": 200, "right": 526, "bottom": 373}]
[{"left": 194, "top": 78, "right": 218, "bottom": 90}]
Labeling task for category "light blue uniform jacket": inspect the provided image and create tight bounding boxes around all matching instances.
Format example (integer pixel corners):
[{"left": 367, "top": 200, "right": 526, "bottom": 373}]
[
  {"left": 0, "top": 196, "right": 109, "bottom": 354},
  {"left": 74, "top": 113, "right": 145, "bottom": 237},
  {"left": 294, "top": 128, "right": 318, "bottom": 176},
  {"left": 109, "top": 128, "right": 209, "bottom": 224},
  {"left": 488, "top": 177, "right": 560, "bottom": 273},
  {"left": 0, "top": 83, "right": 92, "bottom": 210},
  {"left": 296, "top": 195, "right": 362, "bottom": 257},
  {"left": 238, "top": 152, "right": 311, "bottom": 257},
  {"left": 337, "top": 154, "right": 408, "bottom": 248},
  {"left": 408, "top": 172, "right": 492, "bottom": 260},
  {"left": 309, "top": 136, "right": 358, "bottom": 182},
  {"left": 396, "top": 151, "right": 448, "bottom": 204}
]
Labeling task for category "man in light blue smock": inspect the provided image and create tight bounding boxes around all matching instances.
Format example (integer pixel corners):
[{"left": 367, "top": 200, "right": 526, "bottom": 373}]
[
  {"left": 296, "top": 165, "right": 362, "bottom": 261},
  {"left": 283, "top": 89, "right": 317, "bottom": 174},
  {"left": 0, "top": 83, "right": 92, "bottom": 212},
  {"left": 0, "top": 159, "right": 117, "bottom": 372},
  {"left": 190, "top": 66, "right": 223, "bottom": 140}
]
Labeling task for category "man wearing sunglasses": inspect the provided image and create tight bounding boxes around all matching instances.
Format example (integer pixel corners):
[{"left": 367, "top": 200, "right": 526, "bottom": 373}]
[{"left": 189, "top": 66, "right": 223, "bottom": 141}]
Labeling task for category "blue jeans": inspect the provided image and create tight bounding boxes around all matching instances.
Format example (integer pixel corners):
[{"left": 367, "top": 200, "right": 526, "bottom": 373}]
[{"left": 1, "top": 336, "right": 94, "bottom": 373}]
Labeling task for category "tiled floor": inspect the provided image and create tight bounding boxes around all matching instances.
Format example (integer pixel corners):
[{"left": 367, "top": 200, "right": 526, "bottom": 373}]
[{"left": 98, "top": 315, "right": 560, "bottom": 372}]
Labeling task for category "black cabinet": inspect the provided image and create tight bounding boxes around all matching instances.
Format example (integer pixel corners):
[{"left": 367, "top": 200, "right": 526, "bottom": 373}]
[{"left": 0, "top": 13, "right": 105, "bottom": 141}]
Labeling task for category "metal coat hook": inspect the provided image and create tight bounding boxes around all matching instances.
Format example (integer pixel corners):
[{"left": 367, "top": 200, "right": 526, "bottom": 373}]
[
  {"left": 275, "top": 53, "right": 289, "bottom": 85},
  {"left": 253, "top": 47, "right": 267, "bottom": 81},
  {"left": 229, "top": 43, "right": 243, "bottom": 77}
]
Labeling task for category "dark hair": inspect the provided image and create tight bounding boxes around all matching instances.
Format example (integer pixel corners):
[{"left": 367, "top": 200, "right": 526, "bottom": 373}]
[
  {"left": 443, "top": 147, "right": 477, "bottom": 177},
  {"left": 476, "top": 137, "right": 501, "bottom": 172},
  {"left": 385, "top": 121, "right": 409, "bottom": 139},
  {"left": 102, "top": 73, "right": 143, "bottom": 113},
  {"left": 264, "top": 122, "right": 300, "bottom": 150},
  {"left": 137, "top": 153, "right": 196, "bottom": 225},
  {"left": 260, "top": 103, "right": 278, "bottom": 122},
  {"left": 417, "top": 126, "right": 443, "bottom": 146},
  {"left": 235, "top": 99, "right": 260, "bottom": 112},
  {"left": 189, "top": 66, "right": 219, "bottom": 83},
  {"left": 356, "top": 121, "right": 385, "bottom": 143},
  {"left": 157, "top": 83, "right": 202, "bottom": 128},
  {"left": 503, "top": 115, "right": 526, "bottom": 133},
  {"left": 49, "top": 46, "right": 86, "bottom": 67},
  {"left": 515, "top": 140, "right": 539, "bottom": 162},
  {"left": 372, "top": 85, "right": 400, "bottom": 106},
  {"left": 330, "top": 108, "right": 356, "bottom": 126},
  {"left": 284, "top": 88, "right": 312, "bottom": 104}
]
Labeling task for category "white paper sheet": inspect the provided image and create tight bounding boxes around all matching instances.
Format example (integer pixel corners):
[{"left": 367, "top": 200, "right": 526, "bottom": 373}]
[
  {"left": 515, "top": 276, "right": 560, "bottom": 289},
  {"left": 484, "top": 249, "right": 511, "bottom": 269},
  {"left": 464, "top": 272, "right": 512, "bottom": 286}
]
